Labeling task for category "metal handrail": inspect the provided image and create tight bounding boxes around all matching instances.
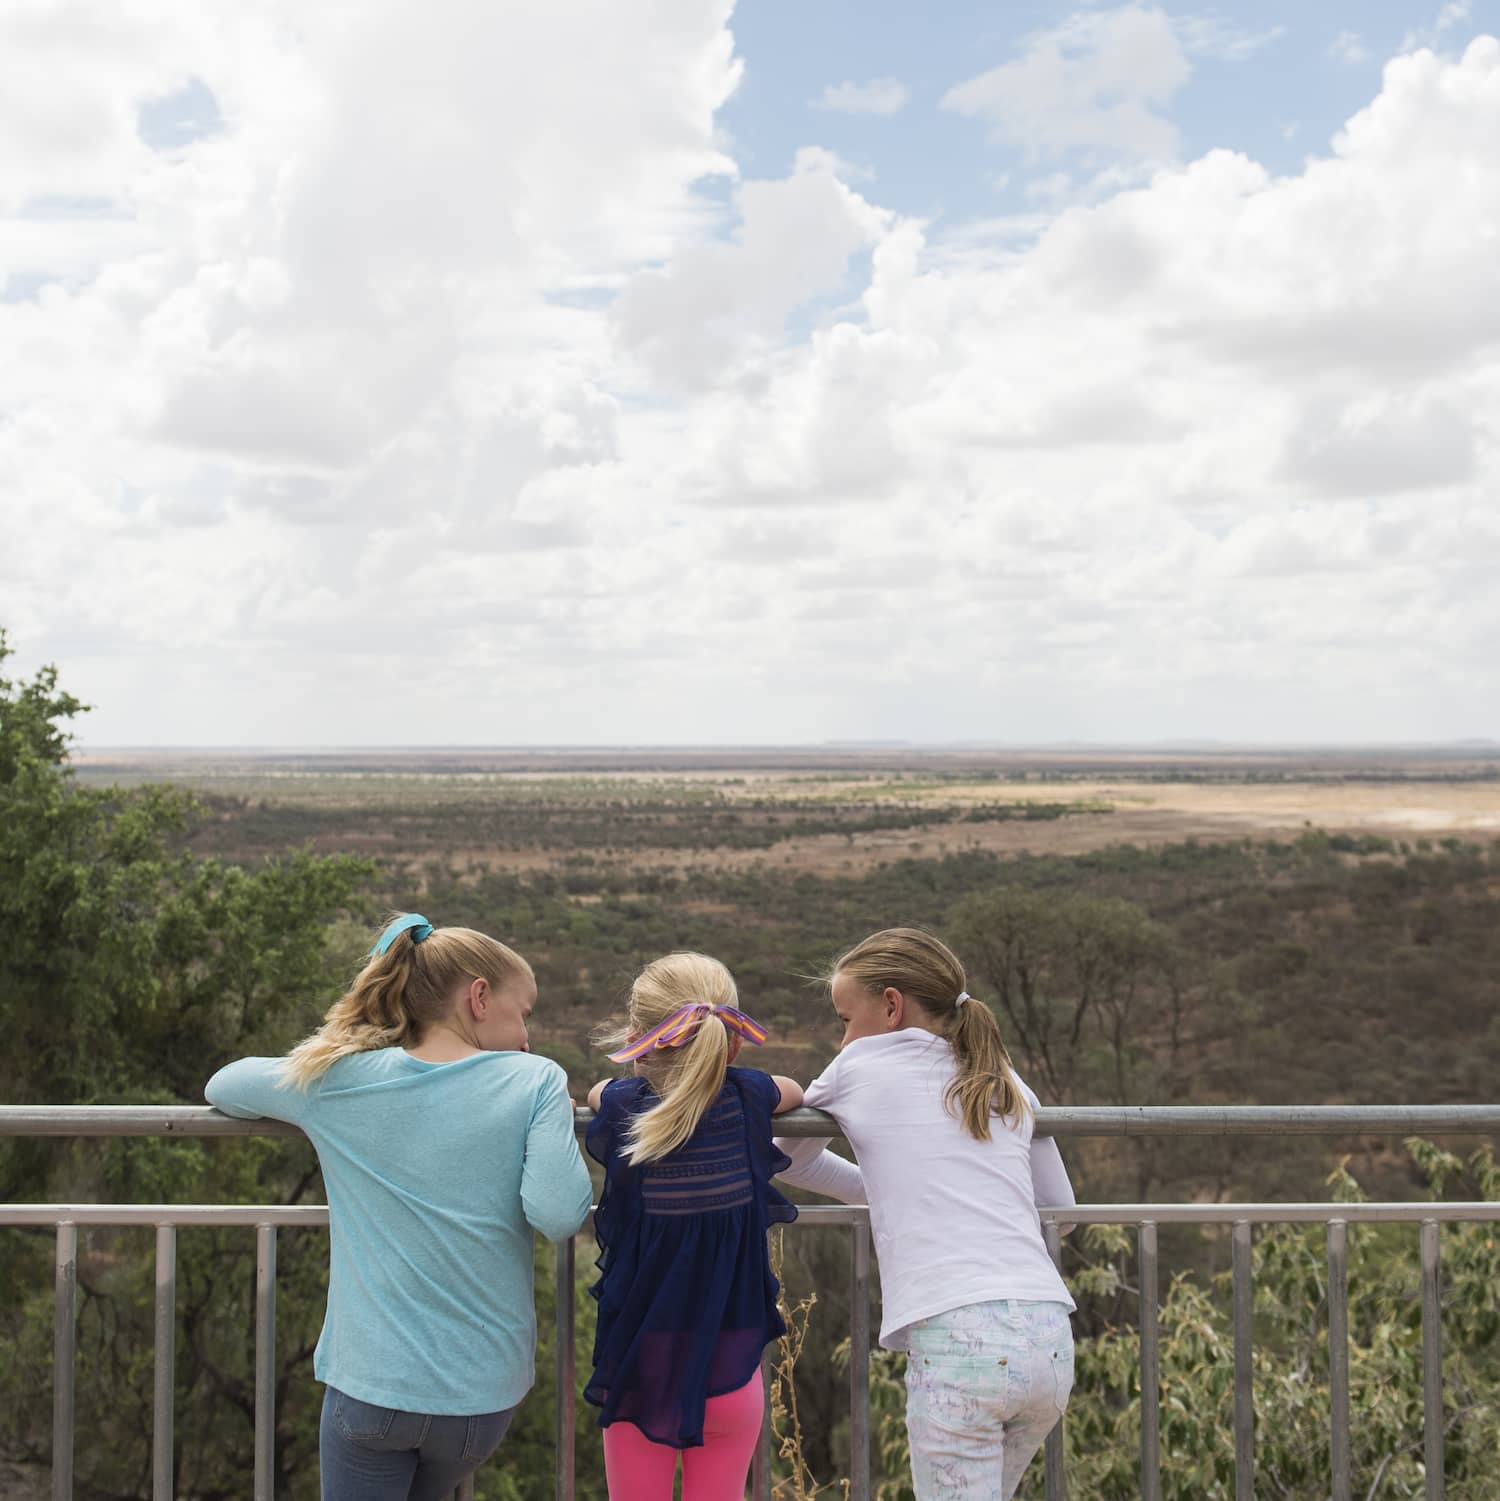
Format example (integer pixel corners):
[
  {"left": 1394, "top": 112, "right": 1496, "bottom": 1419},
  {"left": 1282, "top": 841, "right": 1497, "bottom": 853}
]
[{"left": 5, "top": 1101, "right": 1500, "bottom": 1137}]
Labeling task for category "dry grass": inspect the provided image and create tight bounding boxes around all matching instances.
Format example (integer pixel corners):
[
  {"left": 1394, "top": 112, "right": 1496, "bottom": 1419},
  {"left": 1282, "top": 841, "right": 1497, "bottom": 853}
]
[
  {"left": 430, "top": 775, "right": 1500, "bottom": 881},
  {"left": 70, "top": 747, "right": 1500, "bottom": 880},
  {"left": 769, "top": 1228, "right": 850, "bottom": 1500}
]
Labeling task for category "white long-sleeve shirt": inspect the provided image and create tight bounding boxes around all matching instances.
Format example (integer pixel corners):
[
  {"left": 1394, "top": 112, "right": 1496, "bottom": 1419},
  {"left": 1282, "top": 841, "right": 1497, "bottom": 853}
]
[{"left": 775, "top": 1029, "right": 1076, "bottom": 1347}]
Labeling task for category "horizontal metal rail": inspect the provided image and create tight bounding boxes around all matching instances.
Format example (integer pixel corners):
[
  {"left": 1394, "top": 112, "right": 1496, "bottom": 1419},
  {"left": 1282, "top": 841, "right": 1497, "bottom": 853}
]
[
  {"left": 11, "top": 1199, "right": 1497, "bottom": 1230},
  {"left": 0, "top": 1202, "right": 866, "bottom": 1228},
  {"left": 4, "top": 1102, "right": 1500, "bottom": 1138},
  {"left": 1038, "top": 1202, "right": 1500, "bottom": 1225}
]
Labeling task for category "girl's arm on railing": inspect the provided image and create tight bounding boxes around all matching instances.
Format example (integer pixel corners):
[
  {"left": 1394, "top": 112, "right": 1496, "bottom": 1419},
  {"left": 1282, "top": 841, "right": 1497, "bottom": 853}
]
[
  {"left": 770, "top": 1075, "right": 803, "bottom": 1113},
  {"left": 1031, "top": 1135, "right": 1075, "bottom": 1213},
  {"left": 205, "top": 1058, "right": 306, "bottom": 1122},
  {"left": 774, "top": 1136, "right": 865, "bottom": 1203},
  {"left": 522, "top": 1064, "right": 595, "bottom": 1241},
  {"left": 1030, "top": 1109, "right": 1076, "bottom": 1235}
]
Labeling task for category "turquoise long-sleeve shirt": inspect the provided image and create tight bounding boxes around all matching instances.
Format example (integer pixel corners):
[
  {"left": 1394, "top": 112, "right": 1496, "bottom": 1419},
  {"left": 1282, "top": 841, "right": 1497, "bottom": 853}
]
[{"left": 206, "top": 1048, "right": 593, "bottom": 1414}]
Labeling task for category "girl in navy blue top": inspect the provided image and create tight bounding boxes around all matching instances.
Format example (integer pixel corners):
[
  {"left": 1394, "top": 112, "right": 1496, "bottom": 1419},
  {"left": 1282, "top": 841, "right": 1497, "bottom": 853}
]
[{"left": 585, "top": 952, "right": 803, "bottom": 1501}]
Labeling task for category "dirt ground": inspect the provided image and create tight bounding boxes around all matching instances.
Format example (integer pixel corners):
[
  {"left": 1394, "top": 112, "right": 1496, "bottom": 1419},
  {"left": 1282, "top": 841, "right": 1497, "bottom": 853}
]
[
  {"left": 73, "top": 747, "right": 1500, "bottom": 879},
  {"left": 432, "top": 776, "right": 1500, "bottom": 879}
]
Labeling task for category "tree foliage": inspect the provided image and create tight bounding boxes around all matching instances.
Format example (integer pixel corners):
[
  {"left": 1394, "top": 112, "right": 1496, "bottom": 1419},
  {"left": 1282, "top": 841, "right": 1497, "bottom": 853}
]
[
  {"left": 0, "top": 632, "right": 372, "bottom": 1497},
  {"left": 947, "top": 887, "right": 1184, "bottom": 1107}
]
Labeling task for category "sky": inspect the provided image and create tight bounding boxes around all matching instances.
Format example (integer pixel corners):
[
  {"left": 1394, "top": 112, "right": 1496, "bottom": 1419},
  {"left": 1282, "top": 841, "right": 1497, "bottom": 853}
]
[{"left": 2, "top": 0, "right": 1498, "bottom": 747}]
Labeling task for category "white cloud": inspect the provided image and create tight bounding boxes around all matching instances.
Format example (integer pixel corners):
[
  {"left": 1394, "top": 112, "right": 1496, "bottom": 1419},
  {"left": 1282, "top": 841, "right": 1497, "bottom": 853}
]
[
  {"left": 1402, "top": 0, "right": 1479, "bottom": 52},
  {"left": 942, "top": 5, "right": 1191, "bottom": 164},
  {"left": 1278, "top": 395, "right": 1479, "bottom": 497},
  {"left": 4, "top": 9, "right": 1500, "bottom": 744},
  {"left": 939, "top": 6, "right": 1283, "bottom": 175},
  {"left": 612, "top": 148, "right": 891, "bottom": 388},
  {"left": 813, "top": 78, "right": 910, "bottom": 115},
  {"left": 1331, "top": 30, "right": 1372, "bottom": 65},
  {"left": 1175, "top": 14, "right": 1286, "bottom": 62}
]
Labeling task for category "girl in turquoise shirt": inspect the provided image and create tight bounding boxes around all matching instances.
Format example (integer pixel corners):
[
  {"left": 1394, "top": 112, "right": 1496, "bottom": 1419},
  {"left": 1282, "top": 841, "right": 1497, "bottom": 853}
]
[{"left": 206, "top": 913, "right": 592, "bottom": 1501}]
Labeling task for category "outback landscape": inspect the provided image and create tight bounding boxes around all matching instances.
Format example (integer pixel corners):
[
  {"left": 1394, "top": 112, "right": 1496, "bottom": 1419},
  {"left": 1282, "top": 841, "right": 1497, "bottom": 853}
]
[
  {"left": 68, "top": 740, "right": 1500, "bottom": 1127},
  {"left": 72, "top": 742, "right": 1500, "bottom": 871},
  {"left": 64, "top": 741, "right": 1500, "bottom": 1185}
]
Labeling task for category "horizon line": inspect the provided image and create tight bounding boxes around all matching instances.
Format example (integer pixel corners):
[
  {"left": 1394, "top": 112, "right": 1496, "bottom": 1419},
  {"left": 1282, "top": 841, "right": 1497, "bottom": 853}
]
[{"left": 69, "top": 739, "right": 1500, "bottom": 755}]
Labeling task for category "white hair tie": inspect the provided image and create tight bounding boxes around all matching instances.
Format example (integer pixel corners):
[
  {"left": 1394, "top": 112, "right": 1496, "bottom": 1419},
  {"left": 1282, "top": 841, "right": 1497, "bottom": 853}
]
[{"left": 956, "top": 991, "right": 972, "bottom": 1007}]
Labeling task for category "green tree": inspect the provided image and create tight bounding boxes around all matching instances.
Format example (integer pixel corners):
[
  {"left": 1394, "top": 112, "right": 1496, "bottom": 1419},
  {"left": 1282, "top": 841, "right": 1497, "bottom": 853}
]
[
  {"left": 947, "top": 887, "right": 1198, "bottom": 1198},
  {"left": 947, "top": 888, "right": 1182, "bottom": 1108},
  {"left": 0, "top": 631, "right": 371, "bottom": 1497}
]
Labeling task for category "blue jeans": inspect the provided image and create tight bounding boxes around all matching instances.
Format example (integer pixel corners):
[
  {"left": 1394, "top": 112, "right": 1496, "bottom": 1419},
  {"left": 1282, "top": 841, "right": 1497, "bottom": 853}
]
[
  {"left": 319, "top": 1386, "right": 516, "bottom": 1501},
  {"left": 903, "top": 1299, "right": 1074, "bottom": 1501}
]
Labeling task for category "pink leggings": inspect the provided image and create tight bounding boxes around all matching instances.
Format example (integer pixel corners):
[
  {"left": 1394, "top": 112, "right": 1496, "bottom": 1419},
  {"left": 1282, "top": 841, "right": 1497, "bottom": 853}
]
[{"left": 602, "top": 1376, "right": 764, "bottom": 1501}]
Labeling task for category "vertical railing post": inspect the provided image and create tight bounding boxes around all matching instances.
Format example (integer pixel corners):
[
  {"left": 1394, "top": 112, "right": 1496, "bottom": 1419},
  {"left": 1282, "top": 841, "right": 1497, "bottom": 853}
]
[
  {"left": 556, "top": 1235, "right": 576, "bottom": 1501},
  {"left": 1232, "top": 1220, "right": 1254, "bottom": 1501},
  {"left": 254, "top": 1224, "right": 277, "bottom": 1501},
  {"left": 1327, "top": 1220, "right": 1350, "bottom": 1501},
  {"left": 153, "top": 1224, "right": 176, "bottom": 1501},
  {"left": 53, "top": 1221, "right": 77, "bottom": 1501},
  {"left": 849, "top": 1217, "right": 871, "bottom": 1501},
  {"left": 751, "top": 1353, "right": 773, "bottom": 1501},
  {"left": 1421, "top": 1220, "right": 1444, "bottom": 1501},
  {"left": 1139, "top": 1221, "right": 1161, "bottom": 1501},
  {"left": 1043, "top": 1221, "right": 1067, "bottom": 1501}
]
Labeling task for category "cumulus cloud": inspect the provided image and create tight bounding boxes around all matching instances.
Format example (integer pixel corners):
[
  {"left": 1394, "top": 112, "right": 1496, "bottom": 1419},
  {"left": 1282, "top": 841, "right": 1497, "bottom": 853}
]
[
  {"left": 1279, "top": 396, "right": 1479, "bottom": 497},
  {"left": 940, "top": 6, "right": 1284, "bottom": 171},
  {"left": 942, "top": 6, "right": 1192, "bottom": 163},
  {"left": 2, "top": 7, "right": 1499, "bottom": 743},
  {"left": 612, "top": 148, "right": 891, "bottom": 388},
  {"left": 813, "top": 78, "right": 910, "bottom": 115}
]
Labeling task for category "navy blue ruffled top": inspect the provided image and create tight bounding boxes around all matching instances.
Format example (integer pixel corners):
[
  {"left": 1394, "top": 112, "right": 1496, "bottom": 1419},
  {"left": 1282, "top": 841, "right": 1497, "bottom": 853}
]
[{"left": 584, "top": 1067, "right": 798, "bottom": 1448}]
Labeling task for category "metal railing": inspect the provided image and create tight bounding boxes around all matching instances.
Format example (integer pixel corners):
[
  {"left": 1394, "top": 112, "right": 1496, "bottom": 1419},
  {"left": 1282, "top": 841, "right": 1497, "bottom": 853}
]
[{"left": 3, "top": 1103, "right": 1498, "bottom": 1501}]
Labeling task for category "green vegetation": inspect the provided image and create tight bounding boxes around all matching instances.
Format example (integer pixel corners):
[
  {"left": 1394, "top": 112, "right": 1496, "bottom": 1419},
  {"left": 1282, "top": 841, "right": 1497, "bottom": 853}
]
[
  {"left": 168, "top": 788, "right": 1099, "bottom": 868},
  {"left": 4, "top": 633, "right": 1499, "bottom": 1498},
  {"left": 0, "top": 632, "right": 370, "bottom": 1497},
  {"left": 871, "top": 1144, "right": 1500, "bottom": 1500}
]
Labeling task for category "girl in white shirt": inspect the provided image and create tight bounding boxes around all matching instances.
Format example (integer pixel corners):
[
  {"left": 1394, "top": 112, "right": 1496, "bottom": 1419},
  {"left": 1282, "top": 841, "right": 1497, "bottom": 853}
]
[{"left": 776, "top": 927, "right": 1075, "bottom": 1501}]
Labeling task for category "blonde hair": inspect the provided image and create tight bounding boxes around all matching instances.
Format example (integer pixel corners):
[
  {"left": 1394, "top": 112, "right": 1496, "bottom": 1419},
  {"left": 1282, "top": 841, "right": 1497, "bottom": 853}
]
[
  {"left": 596, "top": 952, "right": 737, "bottom": 1165},
  {"left": 281, "top": 917, "right": 531, "bottom": 1088},
  {"left": 832, "top": 926, "right": 1030, "bottom": 1141}
]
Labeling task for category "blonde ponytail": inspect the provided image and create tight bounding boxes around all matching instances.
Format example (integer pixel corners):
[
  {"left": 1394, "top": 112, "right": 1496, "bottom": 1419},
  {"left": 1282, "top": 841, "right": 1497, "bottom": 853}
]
[
  {"left": 282, "top": 942, "right": 417, "bottom": 1086},
  {"left": 626, "top": 1016, "right": 731, "bottom": 1164},
  {"left": 281, "top": 917, "right": 531, "bottom": 1088},
  {"left": 596, "top": 952, "right": 738, "bottom": 1165},
  {"left": 832, "top": 926, "right": 1030, "bottom": 1142},
  {"left": 947, "top": 991, "right": 1030, "bottom": 1141}
]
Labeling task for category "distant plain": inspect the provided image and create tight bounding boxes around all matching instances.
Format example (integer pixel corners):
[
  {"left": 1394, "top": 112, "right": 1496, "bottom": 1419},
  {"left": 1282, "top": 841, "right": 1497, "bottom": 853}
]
[{"left": 72, "top": 745, "right": 1500, "bottom": 878}]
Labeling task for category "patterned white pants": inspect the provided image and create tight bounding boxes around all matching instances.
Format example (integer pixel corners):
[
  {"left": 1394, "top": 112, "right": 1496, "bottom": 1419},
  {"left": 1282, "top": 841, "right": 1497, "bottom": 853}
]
[{"left": 902, "top": 1299, "right": 1074, "bottom": 1501}]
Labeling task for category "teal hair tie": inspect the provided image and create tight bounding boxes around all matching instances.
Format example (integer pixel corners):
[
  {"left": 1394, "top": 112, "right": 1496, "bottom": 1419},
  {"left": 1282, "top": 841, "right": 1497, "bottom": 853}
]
[{"left": 372, "top": 913, "right": 433, "bottom": 956}]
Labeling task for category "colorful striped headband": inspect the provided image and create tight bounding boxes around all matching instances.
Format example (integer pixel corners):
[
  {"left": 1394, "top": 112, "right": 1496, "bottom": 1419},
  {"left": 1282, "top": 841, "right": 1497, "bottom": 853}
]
[{"left": 608, "top": 1002, "right": 769, "bottom": 1063}]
